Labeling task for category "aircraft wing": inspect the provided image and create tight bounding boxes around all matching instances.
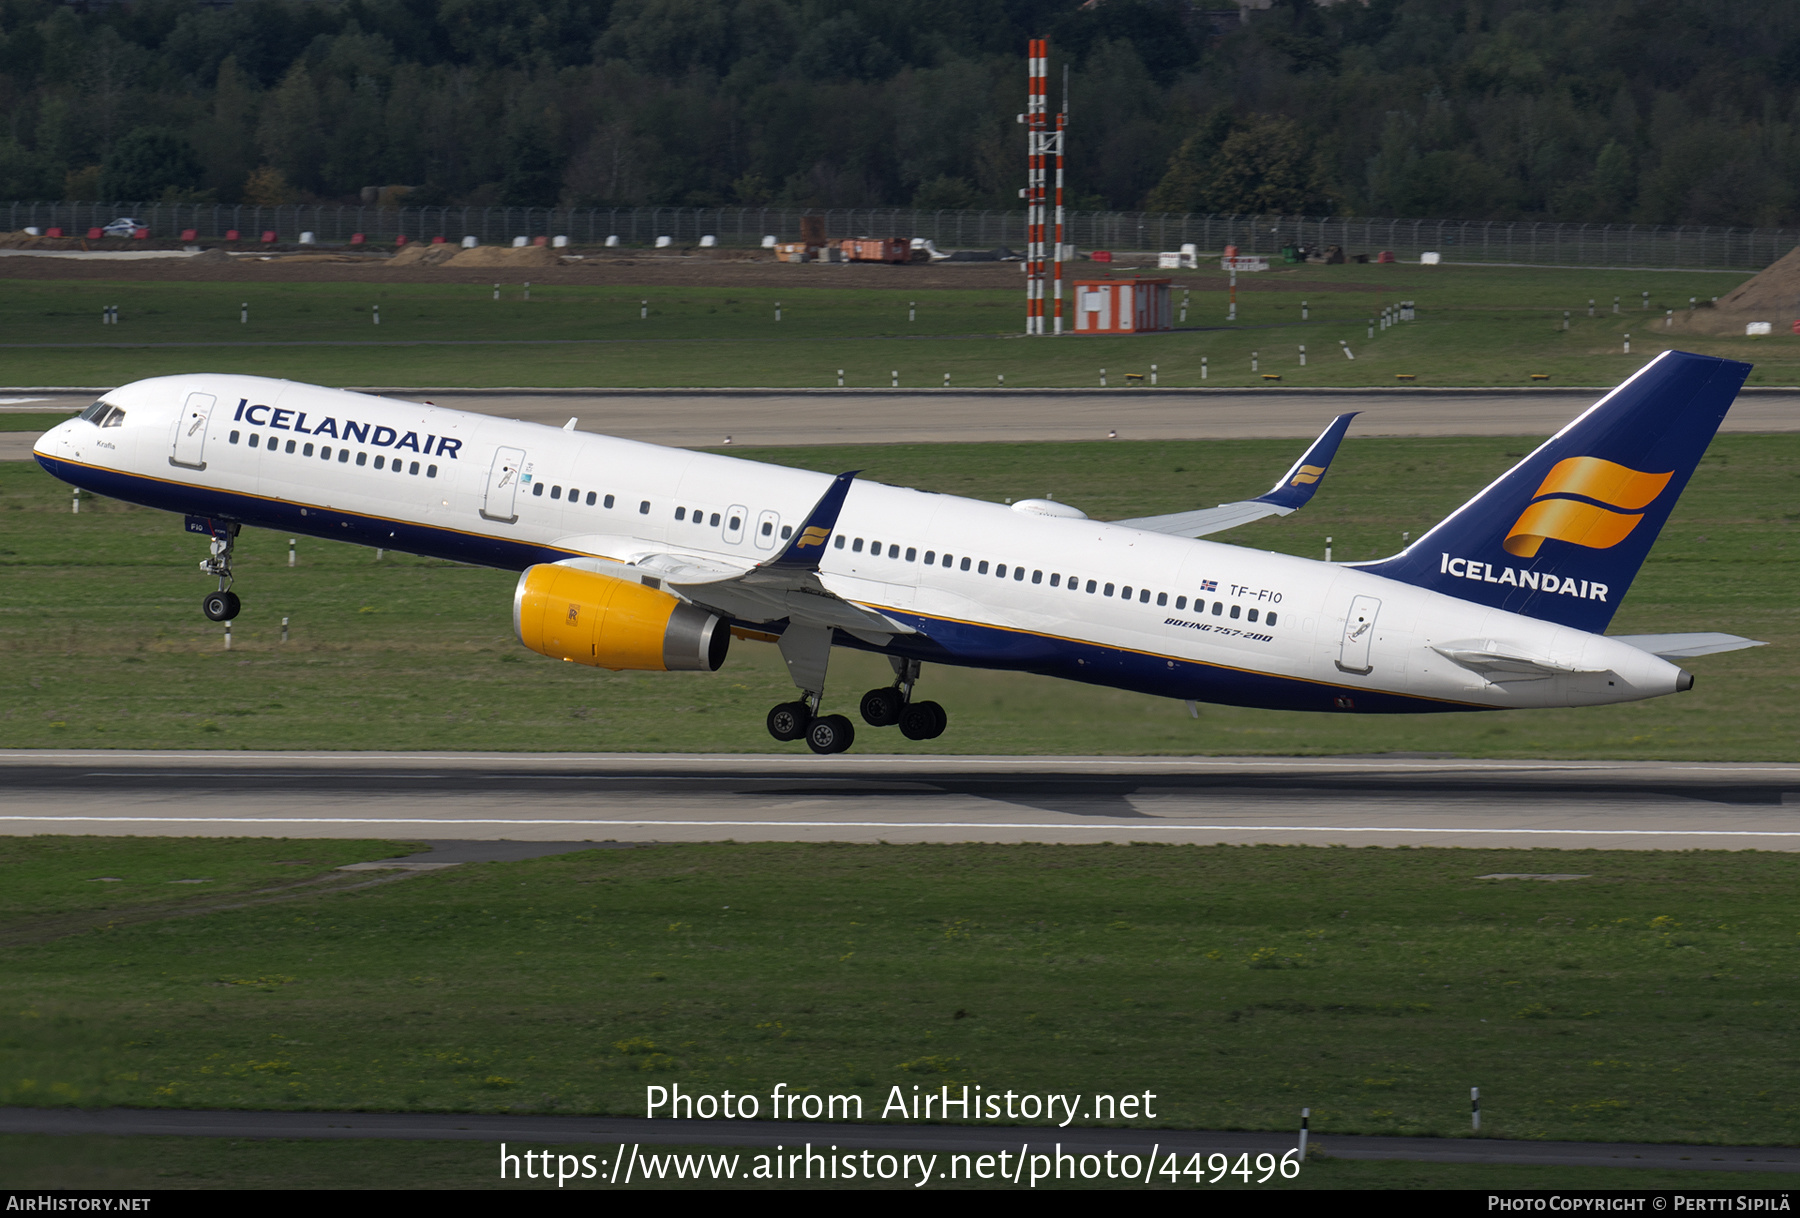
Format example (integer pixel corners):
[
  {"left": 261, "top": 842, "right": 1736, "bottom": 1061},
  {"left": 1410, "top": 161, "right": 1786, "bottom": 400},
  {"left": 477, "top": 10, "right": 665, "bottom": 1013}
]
[
  {"left": 1115, "top": 412, "right": 1358, "bottom": 538},
  {"left": 659, "top": 471, "right": 917, "bottom": 643}
]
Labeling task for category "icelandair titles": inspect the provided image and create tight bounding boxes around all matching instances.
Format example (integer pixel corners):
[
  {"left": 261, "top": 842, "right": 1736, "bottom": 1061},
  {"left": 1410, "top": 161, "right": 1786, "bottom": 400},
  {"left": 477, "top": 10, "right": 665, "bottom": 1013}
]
[
  {"left": 232, "top": 399, "right": 462, "bottom": 459},
  {"left": 1441, "top": 552, "right": 1607, "bottom": 601}
]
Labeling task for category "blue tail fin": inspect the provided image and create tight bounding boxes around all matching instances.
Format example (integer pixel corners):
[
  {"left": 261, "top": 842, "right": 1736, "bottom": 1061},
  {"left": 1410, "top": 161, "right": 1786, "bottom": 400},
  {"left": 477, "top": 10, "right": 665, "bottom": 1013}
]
[{"left": 1357, "top": 350, "right": 1749, "bottom": 632}]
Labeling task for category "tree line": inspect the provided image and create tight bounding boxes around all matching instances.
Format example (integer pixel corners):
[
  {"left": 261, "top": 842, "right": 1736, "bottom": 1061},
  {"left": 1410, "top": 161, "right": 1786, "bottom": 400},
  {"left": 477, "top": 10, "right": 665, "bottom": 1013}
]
[{"left": 1, "top": 0, "right": 1797, "bottom": 228}]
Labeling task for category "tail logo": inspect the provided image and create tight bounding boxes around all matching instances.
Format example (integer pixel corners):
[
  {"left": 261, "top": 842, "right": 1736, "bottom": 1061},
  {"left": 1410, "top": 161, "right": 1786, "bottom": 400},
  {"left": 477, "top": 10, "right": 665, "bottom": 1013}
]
[
  {"left": 1502, "top": 457, "right": 1673, "bottom": 558},
  {"left": 1289, "top": 464, "right": 1326, "bottom": 487},
  {"left": 795, "top": 525, "right": 831, "bottom": 549}
]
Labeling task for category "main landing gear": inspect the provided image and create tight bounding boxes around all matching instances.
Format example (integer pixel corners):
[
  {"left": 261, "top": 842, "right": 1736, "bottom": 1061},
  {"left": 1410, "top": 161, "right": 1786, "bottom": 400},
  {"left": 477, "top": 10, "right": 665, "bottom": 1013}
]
[
  {"left": 763, "top": 650, "right": 947, "bottom": 755},
  {"left": 199, "top": 523, "right": 242, "bottom": 621}
]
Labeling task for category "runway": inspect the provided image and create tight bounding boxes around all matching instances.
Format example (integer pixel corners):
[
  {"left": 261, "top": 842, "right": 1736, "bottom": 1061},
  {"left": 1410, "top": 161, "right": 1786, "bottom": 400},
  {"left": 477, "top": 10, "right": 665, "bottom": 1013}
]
[
  {"left": 5, "top": 1106, "right": 1796, "bottom": 1173},
  {"left": 6, "top": 752, "right": 1799, "bottom": 850},
  {"left": 5, "top": 387, "right": 1799, "bottom": 459}
]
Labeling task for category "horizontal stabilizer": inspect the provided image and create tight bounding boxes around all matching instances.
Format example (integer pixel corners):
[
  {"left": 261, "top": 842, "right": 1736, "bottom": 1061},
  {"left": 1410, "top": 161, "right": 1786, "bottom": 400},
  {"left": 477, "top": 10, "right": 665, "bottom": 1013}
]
[
  {"left": 1117, "top": 412, "right": 1357, "bottom": 538},
  {"left": 1611, "top": 632, "right": 1767, "bottom": 659},
  {"left": 1431, "top": 641, "right": 1601, "bottom": 683}
]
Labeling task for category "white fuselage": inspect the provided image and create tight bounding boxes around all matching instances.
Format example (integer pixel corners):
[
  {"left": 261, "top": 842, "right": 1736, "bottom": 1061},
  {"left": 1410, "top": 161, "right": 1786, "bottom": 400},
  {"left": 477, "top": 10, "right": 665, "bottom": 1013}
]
[{"left": 34, "top": 374, "right": 1689, "bottom": 714}]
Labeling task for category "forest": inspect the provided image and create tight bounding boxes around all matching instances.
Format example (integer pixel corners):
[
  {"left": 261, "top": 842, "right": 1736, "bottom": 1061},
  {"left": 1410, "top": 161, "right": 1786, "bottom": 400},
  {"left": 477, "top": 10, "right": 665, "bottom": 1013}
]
[{"left": 1, "top": 0, "right": 1798, "bottom": 226}]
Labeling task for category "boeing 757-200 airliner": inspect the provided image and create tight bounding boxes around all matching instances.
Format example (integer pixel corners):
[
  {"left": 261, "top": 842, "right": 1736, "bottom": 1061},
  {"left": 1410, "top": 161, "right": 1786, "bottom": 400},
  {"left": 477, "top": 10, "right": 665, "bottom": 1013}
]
[{"left": 32, "top": 350, "right": 1763, "bottom": 753}]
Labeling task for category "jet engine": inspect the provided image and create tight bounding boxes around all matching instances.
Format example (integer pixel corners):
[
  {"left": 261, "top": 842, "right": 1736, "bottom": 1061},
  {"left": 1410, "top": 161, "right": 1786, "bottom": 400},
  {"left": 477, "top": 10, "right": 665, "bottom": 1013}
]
[{"left": 513, "top": 564, "right": 730, "bottom": 672}]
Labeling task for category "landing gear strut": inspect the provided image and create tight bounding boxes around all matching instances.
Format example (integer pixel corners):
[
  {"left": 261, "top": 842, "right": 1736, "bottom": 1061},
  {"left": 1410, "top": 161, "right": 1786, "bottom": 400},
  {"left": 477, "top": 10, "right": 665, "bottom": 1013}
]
[
  {"left": 199, "top": 523, "right": 242, "bottom": 622},
  {"left": 860, "top": 657, "right": 946, "bottom": 740}
]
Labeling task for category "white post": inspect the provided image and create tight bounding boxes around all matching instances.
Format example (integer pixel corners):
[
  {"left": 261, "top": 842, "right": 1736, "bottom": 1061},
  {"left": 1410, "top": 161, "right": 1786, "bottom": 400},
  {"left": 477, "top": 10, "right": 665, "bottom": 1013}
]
[
  {"left": 1150, "top": 364, "right": 1158, "bottom": 386},
  {"left": 1367, "top": 317, "right": 1374, "bottom": 338},
  {"left": 775, "top": 302, "right": 782, "bottom": 322},
  {"left": 1180, "top": 289, "right": 1188, "bottom": 323},
  {"left": 1613, "top": 295, "right": 1619, "bottom": 315},
  {"left": 241, "top": 302, "right": 248, "bottom": 324},
  {"left": 1251, "top": 351, "right": 1258, "bottom": 373},
  {"left": 224, "top": 621, "right": 232, "bottom": 650},
  {"left": 281, "top": 616, "right": 289, "bottom": 643},
  {"left": 1201, "top": 356, "right": 1208, "bottom": 380},
  {"left": 1623, "top": 333, "right": 1631, "bottom": 354},
  {"left": 524, "top": 282, "right": 531, "bottom": 301},
  {"left": 909, "top": 301, "right": 916, "bottom": 323},
  {"left": 1472, "top": 1086, "right": 1481, "bottom": 1133},
  {"left": 1325, "top": 536, "right": 1333, "bottom": 562},
  {"left": 1302, "top": 300, "right": 1308, "bottom": 320},
  {"left": 998, "top": 374, "right": 1004, "bottom": 387},
  {"left": 641, "top": 299, "right": 648, "bottom": 319},
  {"left": 1588, "top": 298, "right": 1595, "bottom": 317},
  {"left": 288, "top": 538, "right": 296, "bottom": 567},
  {"left": 1100, "top": 368, "right": 1106, "bottom": 387},
  {"left": 493, "top": 283, "right": 500, "bottom": 300},
  {"left": 1299, "top": 345, "right": 1306, "bottom": 367},
  {"left": 1642, "top": 291, "right": 1649, "bottom": 310},
  {"left": 372, "top": 304, "right": 379, "bottom": 326},
  {"left": 837, "top": 369, "right": 844, "bottom": 387},
  {"left": 375, "top": 548, "right": 383, "bottom": 561},
  {"left": 891, "top": 370, "right": 898, "bottom": 388},
  {"left": 944, "top": 372, "right": 950, "bottom": 388},
  {"left": 71, "top": 488, "right": 79, "bottom": 514},
  {"left": 1341, "top": 341, "right": 1355, "bottom": 360},
  {"left": 1299, "top": 1108, "right": 1309, "bottom": 1159}
]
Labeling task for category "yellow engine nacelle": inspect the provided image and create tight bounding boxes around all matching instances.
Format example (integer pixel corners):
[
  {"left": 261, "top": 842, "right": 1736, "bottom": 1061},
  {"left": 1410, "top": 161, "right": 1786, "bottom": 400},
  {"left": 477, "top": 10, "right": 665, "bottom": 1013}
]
[{"left": 512, "top": 564, "right": 730, "bottom": 672}]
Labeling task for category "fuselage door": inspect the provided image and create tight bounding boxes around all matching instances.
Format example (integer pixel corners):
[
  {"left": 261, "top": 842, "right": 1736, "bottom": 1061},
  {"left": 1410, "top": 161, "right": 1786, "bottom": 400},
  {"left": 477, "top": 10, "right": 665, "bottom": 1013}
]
[
  {"left": 170, "top": 392, "right": 215, "bottom": 470},
  {"left": 753, "top": 508, "right": 780, "bottom": 550},
  {"left": 1336, "top": 594, "right": 1381, "bottom": 675},
  {"left": 723, "top": 504, "right": 747, "bottom": 546},
  {"left": 481, "top": 446, "right": 525, "bottom": 523}
]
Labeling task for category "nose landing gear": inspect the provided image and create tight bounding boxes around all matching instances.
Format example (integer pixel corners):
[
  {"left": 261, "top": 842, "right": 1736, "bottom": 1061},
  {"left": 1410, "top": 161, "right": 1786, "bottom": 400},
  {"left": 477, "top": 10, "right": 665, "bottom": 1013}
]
[{"left": 197, "top": 522, "right": 241, "bottom": 621}]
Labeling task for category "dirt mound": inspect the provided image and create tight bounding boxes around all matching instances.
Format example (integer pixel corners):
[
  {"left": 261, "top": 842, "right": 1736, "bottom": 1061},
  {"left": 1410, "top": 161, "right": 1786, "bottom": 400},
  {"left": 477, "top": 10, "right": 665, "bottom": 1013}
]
[
  {"left": 0, "top": 231, "right": 78, "bottom": 250},
  {"left": 186, "top": 247, "right": 233, "bottom": 263},
  {"left": 445, "top": 244, "right": 560, "bottom": 268},
  {"left": 1664, "top": 243, "right": 1800, "bottom": 334},
  {"left": 388, "top": 243, "right": 461, "bottom": 267}
]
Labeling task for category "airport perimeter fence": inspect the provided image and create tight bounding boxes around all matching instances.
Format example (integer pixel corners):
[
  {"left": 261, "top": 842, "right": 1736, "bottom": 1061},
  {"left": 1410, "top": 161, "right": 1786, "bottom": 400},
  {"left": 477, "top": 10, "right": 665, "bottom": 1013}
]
[{"left": 6, "top": 201, "right": 1798, "bottom": 270}]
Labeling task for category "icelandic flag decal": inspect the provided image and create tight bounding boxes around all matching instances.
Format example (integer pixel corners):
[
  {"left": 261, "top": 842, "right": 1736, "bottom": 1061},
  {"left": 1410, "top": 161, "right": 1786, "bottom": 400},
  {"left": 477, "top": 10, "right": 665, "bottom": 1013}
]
[{"left": 1200, "top": 579, "right": 1217, "bottom": 592}]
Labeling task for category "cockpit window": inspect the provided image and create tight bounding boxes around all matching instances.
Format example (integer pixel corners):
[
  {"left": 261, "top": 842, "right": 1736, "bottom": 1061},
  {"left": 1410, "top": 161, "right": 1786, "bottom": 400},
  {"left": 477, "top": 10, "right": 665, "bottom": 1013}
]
[{"left": 78, "top": 400, "right": 125, "bottom": 427}]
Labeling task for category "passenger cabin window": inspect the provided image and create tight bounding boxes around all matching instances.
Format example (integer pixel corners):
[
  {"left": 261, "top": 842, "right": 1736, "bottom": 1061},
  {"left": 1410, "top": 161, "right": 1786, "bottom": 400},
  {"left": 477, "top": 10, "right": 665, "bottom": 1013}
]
[
  {"left": 1267, "top": 612, "right": 1279, "bottom": 626},
  {"left": 923, "top": 550, "right": 934, "bottom": 563},
  {"left": 285, "top": 440, "right": 295, "bottom": 453},
  {"left": 995, "top": 564, "right": 1005, "bottom": 577},
  {"left": 604, "top": 494, "right": 615, "bottom": 508},
  {"left": 303, "top": 443, "right": 314, "bottom": 457},
  {"left": 338, "top": 450, "right": 350, "bottom": 463},
  {"left": 531, "top": 481, "right": 543, "bottom": 495},
  {"left": 761, "top": 521, "right": 773, "bottom": 536},
  {"left": 427, "top": 465, "right": 438, "bottom": 478},
  {"left": 552, "top": 486, "right": 562, "bottom": 499},
  {"left": 782, "top": 526, "right": 793, "bottom": 540},
  {"left": 961, "top": 557, "right": 971, "bottom": 571},
  {"left": 1104, "top": 583, "right": 1115, "bottom": 597},
  {"left": 1212, "top": 601, "right": 1223, "bottom": 615},
  {"left": 568, "top": 487, "right": 578, "bottom": 501},
  {"left": 1014, "top": 567, "right": 1025, "bottom": 581},
  {"left": 410, "top": 461, "right": 420, "bottom": 475},
  {"left": 853, "top": 539, "right": 864, "bottom": 553},
  {"left": 1247, "top": 608, "right": 1259, "bottom": 622},
  {"left": 375, "top": 455, "right": 386, "bottom": 469},
  {"left": 1049, "top": 573, "right": 1059, "bottom": 586},
  {"left": 229, "top": 431, "right": 240, "bottom": 444},
  {"left": 1139, "top": 589, "right": 1151, "bottom": 603},
  {"left": 835, "top": 536, "right": 846, "bottom": 549},
  {"left": 674, "top": 506, "right": 684, "bottom": 519},
  {"left": 1032, "top": 570, "right": 1042, "bottom": 584},
  {"left": 978, "top": 561, "right": 989, "bottom": 574},
  {"left": 1230, "top": 604, "right": 1241, "bottom": 619},
  {"left": 905, "top": 547, "right": 917, "bottom": 561},
  {"left": 1086, "top": 580, "right": 1097, "bottom": 593},
  {"left": 586, "top": 492, "right": 597, "bottom": 505},
  {"left": 1175, "top": 596, "right": 1186, "bottom": 609},
  {"left": 710, "top": 512, "right": 720, "bottom": 526},
  {"left": 1156, "top": 592, "right": 1167, "bottom": 606},
  {"left": 249, "top": 434, "right": 260, "bottom": 448},
  {"left": 639, "top": 500, "right": 650, "bottom": 514},
  {"left": 355, "top": 451, "right": 367, "bottom": 466}
]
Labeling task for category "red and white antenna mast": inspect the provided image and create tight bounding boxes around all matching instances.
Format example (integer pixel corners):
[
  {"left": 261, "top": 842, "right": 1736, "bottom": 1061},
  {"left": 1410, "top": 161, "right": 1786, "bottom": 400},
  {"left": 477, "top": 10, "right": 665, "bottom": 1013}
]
[
  {"left": 1025, "top": 38, "right": 1048, "bottom": 335},
  {"left": 1053, "top": 62, "right": 1067, "bottom": 335}
]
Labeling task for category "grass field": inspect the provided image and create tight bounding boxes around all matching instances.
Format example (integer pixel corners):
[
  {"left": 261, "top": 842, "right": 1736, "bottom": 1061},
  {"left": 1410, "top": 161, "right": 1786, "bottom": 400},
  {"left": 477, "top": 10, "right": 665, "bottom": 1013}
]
[
  {"left": 6, "top": 1134, "right": 1798, "bottom": 1190},
  {"left": 4, "top": 837, "right": 1798, "bottom": 1151},
  {"left": 2, "top": 263, "right": 1796, "bottom": 388},
  {"left": 2, "top": 432, "right": 1793, "bottom": 758}
]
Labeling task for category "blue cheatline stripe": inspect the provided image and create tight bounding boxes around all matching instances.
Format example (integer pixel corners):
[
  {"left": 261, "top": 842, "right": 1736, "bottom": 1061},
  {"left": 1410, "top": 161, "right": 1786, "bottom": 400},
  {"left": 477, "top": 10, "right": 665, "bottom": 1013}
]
[{"left": 37, "top": 453, "right": 1475, "bottom": 716}]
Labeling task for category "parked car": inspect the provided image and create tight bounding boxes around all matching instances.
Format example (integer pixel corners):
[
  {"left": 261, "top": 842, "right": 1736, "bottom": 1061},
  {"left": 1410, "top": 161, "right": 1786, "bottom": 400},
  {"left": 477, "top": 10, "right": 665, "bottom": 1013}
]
[{"left": 101, "top": 217, "right": 144, "bottom": 236}]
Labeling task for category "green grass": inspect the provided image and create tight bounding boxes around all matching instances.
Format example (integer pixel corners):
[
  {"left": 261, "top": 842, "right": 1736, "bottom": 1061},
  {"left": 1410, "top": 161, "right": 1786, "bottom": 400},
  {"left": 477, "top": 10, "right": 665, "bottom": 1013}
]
[
  {"left": 2, "top": 264, "right": 1796, "bottom": 387},
  {"left": 4, "top": 1134, "right": 1797, "bottom": 1189},
  {"left": 2, "top": 432, "right": 1794, "bottom": 758},
  {"left": 4, "top": 838, "right": 1799, "bottom": 1148},
  {"left": 0, "top": 413, "right": 74, "bottom": 431}
]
